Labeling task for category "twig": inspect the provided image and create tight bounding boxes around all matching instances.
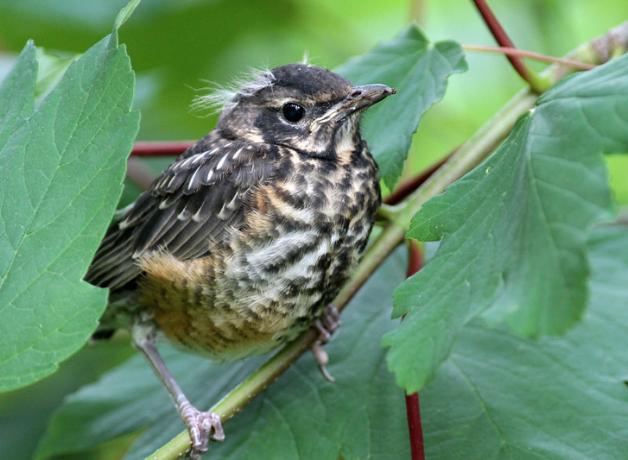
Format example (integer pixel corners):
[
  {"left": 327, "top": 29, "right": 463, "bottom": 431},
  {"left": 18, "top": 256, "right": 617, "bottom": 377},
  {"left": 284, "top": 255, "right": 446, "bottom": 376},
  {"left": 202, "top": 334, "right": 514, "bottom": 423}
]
[
  {"left": 472, "top": 0, "right": 548, "bottom": 92},
  {"left": 131, "top": 141, "right": 194, "bottom": 156},
  {"left": 409, "top": 0, "right": 426, "bottom": 25},
  {"left": 147, "top": 22, "right": 628, "bottom": 459},
  {"left": 463, "top": 44, "right": 595, "bottom": 70},
  {"left": 404, "top": 240, "right": 424, "bottom": 460},
  {"left": 385, "top": 153, "right": 454, "bottom": 205},
  {"left": 405, "top": 393, "right": 424, "bottom": 459}
]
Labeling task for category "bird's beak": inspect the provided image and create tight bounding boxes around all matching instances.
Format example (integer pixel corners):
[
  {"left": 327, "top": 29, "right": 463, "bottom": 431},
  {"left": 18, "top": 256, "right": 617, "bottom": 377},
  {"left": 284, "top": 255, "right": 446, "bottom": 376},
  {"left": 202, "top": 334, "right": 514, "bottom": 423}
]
[
  {"left": 345, "top": 84, "right": 396, "bottom": 111},
  {"left": 315, "top": 84, "right": 396, "bottom": 127}
]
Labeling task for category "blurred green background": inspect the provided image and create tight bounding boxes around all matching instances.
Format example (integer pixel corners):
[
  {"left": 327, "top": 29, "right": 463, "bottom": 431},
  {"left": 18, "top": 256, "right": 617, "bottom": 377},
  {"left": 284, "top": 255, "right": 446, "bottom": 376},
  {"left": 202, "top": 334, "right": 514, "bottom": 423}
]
[{"left": 0, "top": 1, "right": 626, "bottom": 458}]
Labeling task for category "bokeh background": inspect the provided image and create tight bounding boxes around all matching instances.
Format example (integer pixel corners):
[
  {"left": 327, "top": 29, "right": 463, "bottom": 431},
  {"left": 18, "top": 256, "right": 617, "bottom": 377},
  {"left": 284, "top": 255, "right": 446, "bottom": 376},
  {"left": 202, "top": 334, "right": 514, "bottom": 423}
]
[{"left": 0, "top": 1, "right": 626, "bottom": 458}]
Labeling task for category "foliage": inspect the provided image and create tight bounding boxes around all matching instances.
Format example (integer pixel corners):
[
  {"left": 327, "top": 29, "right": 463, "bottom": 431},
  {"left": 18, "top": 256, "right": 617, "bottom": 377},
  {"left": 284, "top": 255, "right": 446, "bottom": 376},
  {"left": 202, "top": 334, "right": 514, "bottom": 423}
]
[
  {"left": 420, "top": 226, "right": 628, "bottom": 458},
  {"left": 384, "top": 54, "right": 628, "bottom": 391},
  {"left": 0, "top": 1, "right": 627, "bottom": 459},
  {"left": 0, "top": 18, "right": 139, "bottom": 391},
  {"left": 337, "top": 26, "right": 467, "bottom": 188}
]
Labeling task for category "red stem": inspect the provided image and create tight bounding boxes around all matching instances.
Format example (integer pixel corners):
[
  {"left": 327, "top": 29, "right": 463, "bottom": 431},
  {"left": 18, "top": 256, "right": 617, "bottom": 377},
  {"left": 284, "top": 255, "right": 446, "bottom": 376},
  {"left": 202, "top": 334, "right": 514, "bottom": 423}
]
[
  {"left": 131, "top": 141, "right": 194, "bottom": 156},
  {"left": 404, "top": 240, "right": 425, "bottom": 460},
  {"left": 405, "top": 393, "right": 424, "bottom": 460},
  {"left": 406, "top": 240, "right": 423, "bottom": 277},
  {"left": 472, "top": 0, "right": 534, "bottom": 86},
  {"left": 385, "top": 152, "right": 453, "bottom": 205}
]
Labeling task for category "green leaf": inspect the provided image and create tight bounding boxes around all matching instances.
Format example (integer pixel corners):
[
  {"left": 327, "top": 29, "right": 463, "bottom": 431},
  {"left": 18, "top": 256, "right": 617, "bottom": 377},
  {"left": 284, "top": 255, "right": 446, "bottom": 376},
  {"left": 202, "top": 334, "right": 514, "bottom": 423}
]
[
  {"left": 0, "top": 42, "right": 37, "bottom": 149},
  {"left": 383, "top": 55, "right": 628, "bottom": 392},
  {"left": 336, "top": 25, "right": 467, "bottom": 189},
  {"left": 114, "top": 0, "right": 141, "bottom": 29},
  {"left": 422, "top": 226, "right": 628, "bottom": 458},
  {"left": 36, "top": 251, "right": 410, "bottom": 460},
  {"left": 607, "top": 154, "right": 628, "bottom": 204},
  {"left": 0, "top": 30, "right": 140, "bottom": 389},
  {"left": 34, "top": 48, "right": 78, "bottom": 99}
]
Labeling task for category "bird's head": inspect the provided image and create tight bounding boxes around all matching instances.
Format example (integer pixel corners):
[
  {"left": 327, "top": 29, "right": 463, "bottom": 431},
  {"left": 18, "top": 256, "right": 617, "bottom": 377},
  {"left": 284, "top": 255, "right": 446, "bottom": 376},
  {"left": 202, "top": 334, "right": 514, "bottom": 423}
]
[{"left": 207, "top": 64, "right": 395, "bottom": 159}]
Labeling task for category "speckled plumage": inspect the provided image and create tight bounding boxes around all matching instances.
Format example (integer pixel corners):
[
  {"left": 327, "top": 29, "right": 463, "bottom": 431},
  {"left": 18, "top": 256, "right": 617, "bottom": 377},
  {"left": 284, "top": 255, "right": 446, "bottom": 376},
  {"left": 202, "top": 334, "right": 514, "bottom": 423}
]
[{"left": 87, "top": 64, "right": 390, "bottom": 361}]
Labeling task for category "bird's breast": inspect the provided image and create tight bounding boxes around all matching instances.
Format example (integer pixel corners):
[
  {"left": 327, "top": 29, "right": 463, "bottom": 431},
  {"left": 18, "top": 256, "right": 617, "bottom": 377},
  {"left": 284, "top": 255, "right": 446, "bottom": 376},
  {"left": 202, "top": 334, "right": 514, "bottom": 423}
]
[{"left": 141, "top": 144, "right": 380, "bottom": 359}]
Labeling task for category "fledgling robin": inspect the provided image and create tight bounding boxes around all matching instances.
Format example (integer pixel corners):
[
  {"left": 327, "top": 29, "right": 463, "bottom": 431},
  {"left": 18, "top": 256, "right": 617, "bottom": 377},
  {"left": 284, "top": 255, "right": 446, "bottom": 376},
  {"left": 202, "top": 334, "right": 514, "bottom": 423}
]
[{"left": 86, "top": 63, "right": 394, "bottom": 458}]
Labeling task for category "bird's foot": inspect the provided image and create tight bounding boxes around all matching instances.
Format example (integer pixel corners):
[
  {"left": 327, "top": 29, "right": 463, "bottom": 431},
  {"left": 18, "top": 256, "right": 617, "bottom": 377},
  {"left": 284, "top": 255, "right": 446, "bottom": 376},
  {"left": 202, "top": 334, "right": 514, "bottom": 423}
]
[
  {"left": 181, "top": 403, "right": 224, "bottom": 459},
  {"left": 314, "top": 304, "right": 341, "bottom": 343},
  {"left": 130, "top": 315, "right": 223, "bottom": 459},
  {"left": 311, "top": 304, "right": 341, "bottom": 382}
]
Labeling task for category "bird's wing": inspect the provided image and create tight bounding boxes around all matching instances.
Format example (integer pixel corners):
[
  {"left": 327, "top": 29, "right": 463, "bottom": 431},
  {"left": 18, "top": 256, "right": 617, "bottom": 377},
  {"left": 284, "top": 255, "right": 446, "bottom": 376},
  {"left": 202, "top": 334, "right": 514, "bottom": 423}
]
[{"left": 86, "top": 137, "right": 283, "bottom": 290}]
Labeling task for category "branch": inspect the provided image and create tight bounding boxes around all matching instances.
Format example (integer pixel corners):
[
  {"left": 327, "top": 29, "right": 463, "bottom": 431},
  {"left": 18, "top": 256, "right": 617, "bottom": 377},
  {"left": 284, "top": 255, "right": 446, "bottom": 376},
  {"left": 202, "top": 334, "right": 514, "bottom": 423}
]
[
  {"left": 405, "top": 393, "right": 424, "bottom": 459},
  {"left": 408, "top": 0, "right": 426, "bottom": 25},
  {"left": 131, "top": 141, "right": 194, "bottom": 156},
  {"left": 385, "top": 153, "right": 453, "bottom": 205},
  {"left": 472, "top": 0, "right": 549, "bottom": 92},
  {"left": 463, "top": 44, "right": 595, "bottom": 70},
  {"left": 148, "top": 22, "right": 628, "bottom": 459}
]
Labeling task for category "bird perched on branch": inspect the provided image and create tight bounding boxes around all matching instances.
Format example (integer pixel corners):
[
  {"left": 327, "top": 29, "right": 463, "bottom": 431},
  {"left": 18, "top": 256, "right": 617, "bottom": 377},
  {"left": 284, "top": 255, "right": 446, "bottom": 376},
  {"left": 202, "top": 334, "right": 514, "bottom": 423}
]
[{"left": 86, "top": 63, "right": 394, "bottom": 458}]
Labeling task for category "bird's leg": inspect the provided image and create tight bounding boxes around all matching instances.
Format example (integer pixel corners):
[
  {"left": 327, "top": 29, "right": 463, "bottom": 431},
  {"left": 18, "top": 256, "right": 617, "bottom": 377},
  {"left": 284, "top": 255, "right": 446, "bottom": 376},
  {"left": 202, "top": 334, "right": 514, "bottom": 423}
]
[
  {"left": 310, "top": 304, "right": 341, "bottom": 382},
  {"left": 131, "top": 316, "right": 224, "bottom": 459}
]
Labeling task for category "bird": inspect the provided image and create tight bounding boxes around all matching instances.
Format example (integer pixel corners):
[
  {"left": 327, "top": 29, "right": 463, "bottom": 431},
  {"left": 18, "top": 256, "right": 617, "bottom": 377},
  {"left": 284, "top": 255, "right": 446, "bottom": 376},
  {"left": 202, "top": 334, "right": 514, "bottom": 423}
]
[{"left": 86, "top": 63, "right": 395, "bottom": 458}]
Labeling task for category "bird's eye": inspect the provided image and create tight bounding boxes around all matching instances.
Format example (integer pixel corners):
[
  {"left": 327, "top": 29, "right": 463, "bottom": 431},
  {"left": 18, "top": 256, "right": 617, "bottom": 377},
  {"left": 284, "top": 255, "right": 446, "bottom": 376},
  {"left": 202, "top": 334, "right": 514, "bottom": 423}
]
[{"left": 281, "top": 103, "right": 305, "bottom": 123}]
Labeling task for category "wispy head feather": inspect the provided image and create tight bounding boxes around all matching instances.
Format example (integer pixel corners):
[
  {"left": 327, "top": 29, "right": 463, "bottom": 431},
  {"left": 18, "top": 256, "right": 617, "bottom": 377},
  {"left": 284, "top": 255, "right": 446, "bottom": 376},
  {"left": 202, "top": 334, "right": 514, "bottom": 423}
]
[{"left": 192, "top": 68, "right": 275, "bottom": 116}]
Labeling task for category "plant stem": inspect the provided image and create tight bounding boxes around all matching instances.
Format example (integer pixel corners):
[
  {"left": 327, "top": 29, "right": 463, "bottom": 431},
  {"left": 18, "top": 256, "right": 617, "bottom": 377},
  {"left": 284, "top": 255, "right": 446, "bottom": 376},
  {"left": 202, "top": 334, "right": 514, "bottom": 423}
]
[
  {"left": 385, "top": 153, "right": 453, "bottom": 205},
  {"left": 463, "top": 44, "right": 595, "bottom": 70},
  {"left": 408, "top": 0, "right": 426, "bottom": 25},
  {"left": 405, "top": 393, "right": 424, "bottom": 459},
  {"left": 398, "top": 21, "right": 628, "bottom": 228},
  {"left": 471, "top": 0, "right": 549, "bottom": 92},
  {"left": 395, "top": 89, "right": 536, "bottom": 229},
  {"left": 131, "top": 141, "right": 194, "bottom": 156},
  {"left": 404, "top": 240, "right": 424, "bottom": 460},
  {"left": 147, "top": 21, "right": 628, "bottom": 460}
]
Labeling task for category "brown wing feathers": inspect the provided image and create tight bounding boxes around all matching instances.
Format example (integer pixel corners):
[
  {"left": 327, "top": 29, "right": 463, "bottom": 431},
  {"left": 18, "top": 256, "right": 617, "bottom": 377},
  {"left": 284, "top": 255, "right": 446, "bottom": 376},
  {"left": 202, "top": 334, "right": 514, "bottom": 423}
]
[{"left": 85, "top": 139, "right": 280, "bottom": 290}]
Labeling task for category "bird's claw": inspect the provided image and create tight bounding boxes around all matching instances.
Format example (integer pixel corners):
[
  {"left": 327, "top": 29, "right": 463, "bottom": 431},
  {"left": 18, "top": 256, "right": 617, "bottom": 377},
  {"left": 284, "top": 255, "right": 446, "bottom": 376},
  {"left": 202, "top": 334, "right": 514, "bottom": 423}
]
[
  {"left": 313, "top": 304, "right": 341, "bottom": 343},
  {"left": 182, "top": 406, "right": 224, "bottom": 459},
  {"left": 311, "top": 304, "right": 341, "bottom": 382}
]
